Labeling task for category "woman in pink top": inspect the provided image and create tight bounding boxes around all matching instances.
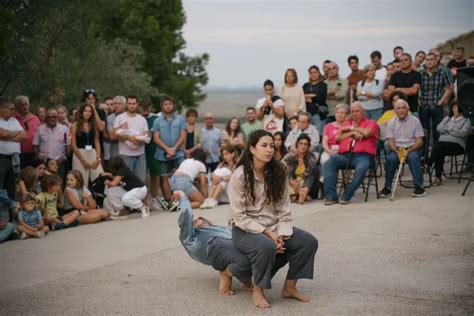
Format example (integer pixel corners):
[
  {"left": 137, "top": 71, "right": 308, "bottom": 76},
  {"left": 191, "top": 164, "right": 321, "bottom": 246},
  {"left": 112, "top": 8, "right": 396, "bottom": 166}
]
[{"left": 320, "top": 103, "right": 348, "bottom": 181}]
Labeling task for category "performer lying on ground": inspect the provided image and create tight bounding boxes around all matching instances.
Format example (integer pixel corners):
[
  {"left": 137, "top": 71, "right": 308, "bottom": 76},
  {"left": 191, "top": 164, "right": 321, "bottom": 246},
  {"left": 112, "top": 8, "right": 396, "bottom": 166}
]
[{"left": 175, "top": 190, "right": 253, "bottom": 296}]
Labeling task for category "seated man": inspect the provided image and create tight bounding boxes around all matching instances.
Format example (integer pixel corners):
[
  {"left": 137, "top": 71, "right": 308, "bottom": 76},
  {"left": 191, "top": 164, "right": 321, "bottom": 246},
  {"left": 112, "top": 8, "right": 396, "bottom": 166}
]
[
  {"left": 176, "top": 190, "right": 253, "bottom": 296},
  {"left": 285, "top": 112, "right": 320, "bottom": 153},
  {"left": 380, "top": 99, "right": 426, "bottom": 198},
  {"left": 324, "top": 101, "right": 379, "bottom": 205}
]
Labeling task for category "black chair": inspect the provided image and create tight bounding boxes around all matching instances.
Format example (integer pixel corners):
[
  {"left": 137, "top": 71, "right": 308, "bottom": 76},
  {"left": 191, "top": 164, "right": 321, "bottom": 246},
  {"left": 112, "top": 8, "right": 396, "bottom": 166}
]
[
  {"left": 337, "top": 156, "right": 380, "bottom": 202},
  {"left": 461, "top": 162, "right": 473, "bottom": 196}
]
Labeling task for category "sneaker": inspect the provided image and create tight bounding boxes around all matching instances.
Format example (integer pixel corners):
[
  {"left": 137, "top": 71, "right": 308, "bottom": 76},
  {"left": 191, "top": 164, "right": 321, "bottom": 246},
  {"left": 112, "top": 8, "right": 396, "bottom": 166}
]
[
  {"left": 433, "top": 178, "right": 442, "bottom": 186},
  {"left": 20, "top": 232, "right": 29, "bottom": 240},
  {"left": 200, "top": 199, "right": 211, "bottom": 209},
  {"left": 36, "top": 231, "right": 45, "bottom": 238},
  {"left": 412, "top": 186, "right": 427, "bottom": 197},
  {"left": 54, "top": 223, "right": 66, "bottom": 230},
  {"left": 67, "top": 219, "right": 80, "bottom": 228},
  {"left": 324, "top": 199, "right": 338, "bottom": 205},
  {"left": 168, "top": 200, "right": 179, "bottom": 212},
  {"left": 339, "top": 199, "right": 349, "bottom": 205},
  {"left": 156, "top": 197, "right": 171, "bottom": 211},
  {"left": 149, "top": 198, "right": 164, "bottom": 212},
  {"left": 111, "top": 208, "right": 129, "bottom": 219},
  {"left": 379, "top": 187, "right": 391, "bottom": 198},
  {"left": 207, "top": 198, "right": 218, "bottom": 208},
  {"left": 141, "top": 205, "right": 150, "bottom": 218}
]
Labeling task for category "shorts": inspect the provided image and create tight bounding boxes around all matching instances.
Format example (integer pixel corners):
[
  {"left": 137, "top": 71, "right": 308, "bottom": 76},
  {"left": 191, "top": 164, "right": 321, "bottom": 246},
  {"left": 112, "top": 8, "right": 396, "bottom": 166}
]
[
  {"left": 147, "top": 157, "right": 160, "bottom": 177},
  {"left": 170, "top": 174, "right": 197, "bottom": 197},
  {"left": 159, "top": 157, "right": 185, "bottom": 176}
]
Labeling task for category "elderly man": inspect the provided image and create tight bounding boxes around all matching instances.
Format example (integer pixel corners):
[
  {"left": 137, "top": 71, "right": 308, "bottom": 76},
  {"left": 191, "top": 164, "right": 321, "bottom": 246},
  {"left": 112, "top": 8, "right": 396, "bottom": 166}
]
[
  {"left": 380, "top": 99, "right": 426, "bottom": 198},
  {"left": 0, "top": 98, "right": 27, "bottom": 199},
  {"left": 285, "top": 112, "right": 319, "bottom": 153},
  {"left": 324, "top": 102, "right": 379, "bottom": 205},
  {"left": 13, "top": 95, "right": 42, "bottom": 168},
  {"left": 325, "top": 62, "right": 348, "bottom": 119},
  {"left": 201, "top": 113, "right": 221, "bottom": 172},
  {"left": 32, "top": 108, "right": 70, "bottom": 180}
]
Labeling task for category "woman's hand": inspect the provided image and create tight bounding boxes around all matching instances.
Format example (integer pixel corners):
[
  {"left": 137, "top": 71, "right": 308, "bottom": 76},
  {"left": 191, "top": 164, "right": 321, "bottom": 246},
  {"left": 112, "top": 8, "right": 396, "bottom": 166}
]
[
  {"left": 91, "top": 159, "right": 100, "bottom": 169},
  {"left": 264, "top": 230, "right": 286, "bottom": 254},
  {"left": 81, "top": 158, "right": 91, "bottom": 169}
]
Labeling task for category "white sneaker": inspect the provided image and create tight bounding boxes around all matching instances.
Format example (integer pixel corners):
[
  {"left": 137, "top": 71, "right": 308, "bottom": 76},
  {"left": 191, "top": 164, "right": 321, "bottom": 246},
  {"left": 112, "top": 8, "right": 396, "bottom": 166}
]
[
  {"left": 141, "top": 205, "right": 150, "bottom": 218},
  {"left": 208, "top": 198, "right": 218, "bottom": 208},
  {"left": 36, "top": 231, "right": 45, "bottom": 238},
  {"left": 200, "top": 199, "right": 211, "bottom": 209},
  {"left": 20, "top": 232, "right": 28, "bottom": 240},
  {"left": 149, "top": 198, "right": 164, "bottom": 212},
  {"left": 168, "top": 200, "right": 179, "bottom": 212}
]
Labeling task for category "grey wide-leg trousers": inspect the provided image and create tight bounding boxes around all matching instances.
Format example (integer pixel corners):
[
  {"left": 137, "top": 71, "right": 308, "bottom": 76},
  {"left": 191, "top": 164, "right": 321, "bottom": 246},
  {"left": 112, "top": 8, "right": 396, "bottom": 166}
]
[{"left": 208, "top": 237, "right": 252, "bottom": 284}]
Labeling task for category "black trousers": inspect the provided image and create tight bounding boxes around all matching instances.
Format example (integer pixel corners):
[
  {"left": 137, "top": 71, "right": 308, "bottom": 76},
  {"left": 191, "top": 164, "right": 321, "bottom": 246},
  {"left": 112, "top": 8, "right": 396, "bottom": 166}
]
[
  {"left": 207, "top": 237, "right": 252, "bottom": 284},
  {"left": 428, "top": 141, "right": 464, "bottom": 177},
  {"left": 232, "top": 227, "right": 318, "bottom": 289}
]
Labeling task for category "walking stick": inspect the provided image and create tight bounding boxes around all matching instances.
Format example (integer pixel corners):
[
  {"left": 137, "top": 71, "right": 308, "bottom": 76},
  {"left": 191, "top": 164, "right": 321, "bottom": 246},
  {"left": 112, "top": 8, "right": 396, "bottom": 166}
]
[
  {"left": 390, "top": 147, "right": 406, "bottom": 201},
  {"left": 338, "top": 138, "right": 356, "bottom": 199}
]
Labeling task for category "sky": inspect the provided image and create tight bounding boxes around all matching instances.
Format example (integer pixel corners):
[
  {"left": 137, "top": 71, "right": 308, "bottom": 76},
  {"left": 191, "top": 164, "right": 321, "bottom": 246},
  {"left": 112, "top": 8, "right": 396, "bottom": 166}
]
[{"left": 181, "top": 0, "right": 473, "bottom": 88}]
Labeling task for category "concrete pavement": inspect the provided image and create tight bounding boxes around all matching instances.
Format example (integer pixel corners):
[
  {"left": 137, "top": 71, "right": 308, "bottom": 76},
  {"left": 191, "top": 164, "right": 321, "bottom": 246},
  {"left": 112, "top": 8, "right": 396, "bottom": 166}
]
[{"left": 1, "top": 179, "right": 473, "bottom": 315}]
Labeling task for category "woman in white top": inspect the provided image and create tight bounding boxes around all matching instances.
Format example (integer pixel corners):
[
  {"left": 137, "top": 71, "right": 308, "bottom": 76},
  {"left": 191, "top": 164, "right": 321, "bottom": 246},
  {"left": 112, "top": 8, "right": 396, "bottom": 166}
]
[
  {"left": 356, "top": 64, "right": 385, "bottom": 121},
  {"left": 170, "top": 148, "right": 208, "bottom": 208},
  {"left": 281, "top": 68, "right": 306, "bottom": 119}
]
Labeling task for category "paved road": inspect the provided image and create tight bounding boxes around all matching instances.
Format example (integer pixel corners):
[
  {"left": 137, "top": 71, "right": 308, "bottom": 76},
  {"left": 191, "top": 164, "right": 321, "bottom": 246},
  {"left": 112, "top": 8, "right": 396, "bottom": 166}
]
[{"left": 1, "top": 179, "right": 473, "bottom": 315}]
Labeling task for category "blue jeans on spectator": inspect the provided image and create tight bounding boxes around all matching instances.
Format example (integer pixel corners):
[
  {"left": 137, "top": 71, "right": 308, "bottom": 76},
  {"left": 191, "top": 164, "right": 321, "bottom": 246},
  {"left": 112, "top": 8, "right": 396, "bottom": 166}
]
[
  {"left": 121, "top": 154, "right": 146, "bottom": 183},
  {"left": 419, "top": 106, "right": 444, "bottom": 143},
  {"left": 384, "top": 149, "right": 423, "bottom": 188},
  {"left": 365, "top": 108, "right": 383, "bottom": 121},
  {"left": 0, "top": 222, "right": 15, "bottom": 242},
  {"left": 324, "top": 153, "right": 372, "bottom": 201}
]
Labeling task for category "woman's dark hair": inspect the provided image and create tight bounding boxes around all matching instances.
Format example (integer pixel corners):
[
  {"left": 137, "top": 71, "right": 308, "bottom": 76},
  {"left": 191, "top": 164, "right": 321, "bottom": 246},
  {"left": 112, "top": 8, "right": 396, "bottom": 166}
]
[
  {"left": 263, "top": 79, "right": 274, "bottom": 88},
  {"left": 225, "top": 117, "right": 242, "bottom": 137},
  {"left": 185, "top": 108, "right": 198, "bottom": 118},
  {"left": 295, "top": 133, "right": 311, "bottom": 149},
  {"left": 273, "top": 131, "right": 287, "bottom": 156},
  {"left": 75, "top": 103, "right": 98, "bottom": 136},
  {"left": 191, "top": 148, "right": 207, "bottom": 163},
  {"left": 220, "top": 144, "right": 238, "bottom": 164},
  {"left": 41, "top": 174, "right": 62, "bottom": 192},
  {"left": 308, "top": 65, "right": 320, "bottom": 73},
  {"left": 107, "top": 156, "right": 130, "bottom": 175},
  {"left": 81, "top": 89, "right": 98, "bottom": 103},
  {"left": 236, "top": 130, "right": 287, "bottom": 207},
  {"left": 449, "top": 101, "right": 464, "bottom": 117},
  {"left": 387, "top": 91, "right": 408, "bottom": 110}
]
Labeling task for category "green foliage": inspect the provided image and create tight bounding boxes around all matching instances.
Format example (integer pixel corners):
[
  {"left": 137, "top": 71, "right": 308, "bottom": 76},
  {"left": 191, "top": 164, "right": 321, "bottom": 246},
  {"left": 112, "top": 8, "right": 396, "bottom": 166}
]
[{"left": 0, "top": 0, "right": 208, "bottom": 110}]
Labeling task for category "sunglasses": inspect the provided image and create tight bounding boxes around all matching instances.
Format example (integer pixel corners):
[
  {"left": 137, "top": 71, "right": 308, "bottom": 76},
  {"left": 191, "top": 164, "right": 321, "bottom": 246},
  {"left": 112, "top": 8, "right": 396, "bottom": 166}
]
[{"left": 84, "top": 88, "right": 96, "bottom": 94}]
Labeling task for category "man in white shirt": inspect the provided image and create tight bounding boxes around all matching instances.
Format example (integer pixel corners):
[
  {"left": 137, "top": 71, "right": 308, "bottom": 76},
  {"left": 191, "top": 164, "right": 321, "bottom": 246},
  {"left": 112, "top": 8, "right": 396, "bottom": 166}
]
[
  {"left": 0, "top": 98, "right": 26, "bottom": 200},
  {"left": 112, "top": 95, "right": 150, "bottom": 183},
  {"left": 370, "top": 50, "right": 387, "bottom": 82}
]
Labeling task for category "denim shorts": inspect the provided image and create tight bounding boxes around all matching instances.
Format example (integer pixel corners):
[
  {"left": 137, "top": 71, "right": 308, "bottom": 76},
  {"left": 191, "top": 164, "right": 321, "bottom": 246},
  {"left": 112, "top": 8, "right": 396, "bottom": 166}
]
[
  {"left": 159, "top": 157, "right": 185, "bottom": 176},
  {"left": 170, "top": 174, "right": 197, "bottom": 196}
]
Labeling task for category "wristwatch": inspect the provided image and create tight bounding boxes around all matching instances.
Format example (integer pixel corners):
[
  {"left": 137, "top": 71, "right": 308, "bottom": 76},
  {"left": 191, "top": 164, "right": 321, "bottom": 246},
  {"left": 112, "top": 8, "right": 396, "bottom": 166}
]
[{"left": 362, "top": 91, "right": 366, "bottom": 95}]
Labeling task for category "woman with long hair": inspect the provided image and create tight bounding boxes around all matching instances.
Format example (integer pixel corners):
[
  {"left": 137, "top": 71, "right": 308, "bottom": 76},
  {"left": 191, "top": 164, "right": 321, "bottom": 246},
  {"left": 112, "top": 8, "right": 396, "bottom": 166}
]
[
  {"left": 221, "top": 117, "right": 245, "bottom": 151},
  {"left": 71, "top": 103, "right": 103, "bottom": 185},
  {"left": 273, "top": 131, "right": 287, "bottom": 161},
  {"left": 228, "top": 130, "right": 318, "bottom": 308},
  {"left": 302, "top": 65, "right": 328, "bottom": 133},
  {"left": 281, "top": 68, "right": 306, "bottom": 119}
]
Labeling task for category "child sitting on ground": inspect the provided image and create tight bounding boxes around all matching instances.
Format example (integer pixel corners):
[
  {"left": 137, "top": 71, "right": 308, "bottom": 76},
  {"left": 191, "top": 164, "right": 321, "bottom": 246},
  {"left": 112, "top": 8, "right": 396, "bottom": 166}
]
[
  {"left": 37, "top": 174, "right": 80, "bottom": 230},
  {"left": 201, "top": 145, "right": 238, "bottom": 209},
  {"left": 17, "top": 193, "right": 50, "bottom": 239},
  {"left": 103, "top": 157, "right": 150, "bottom": 218},
  {"left": 46, "top": 158, "right": 59, "bottom": 175},
  {"left": 64, "top": 170, "right": 110, "bottom": 224},
  {"left": 169, "top": 148, "right": 208, "bottom": 209}
]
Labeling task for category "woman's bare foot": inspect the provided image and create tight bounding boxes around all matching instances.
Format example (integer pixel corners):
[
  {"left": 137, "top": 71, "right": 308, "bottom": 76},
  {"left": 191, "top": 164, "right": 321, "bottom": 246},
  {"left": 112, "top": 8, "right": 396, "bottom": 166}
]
[
  {"left": 243, "top": 281, "right": 253, "bottom": 292},
  {"left": 253, "top": 287, "right": 271, "bottom": 308},
  {"left": 219, "top": 270, "right": 235, "bottom": 296}
]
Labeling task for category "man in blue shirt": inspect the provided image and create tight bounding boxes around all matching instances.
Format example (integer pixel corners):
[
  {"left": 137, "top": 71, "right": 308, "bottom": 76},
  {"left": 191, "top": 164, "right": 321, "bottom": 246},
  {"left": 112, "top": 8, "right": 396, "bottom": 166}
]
[
  {"left": 152, "top": 96, "right": 186, "bottom": 206},
  {"left": 201, "top": 113, "right": 221, "bottom": 172},
  {"left": 175, "top": 190, "right": 252, "bottom": 296}
]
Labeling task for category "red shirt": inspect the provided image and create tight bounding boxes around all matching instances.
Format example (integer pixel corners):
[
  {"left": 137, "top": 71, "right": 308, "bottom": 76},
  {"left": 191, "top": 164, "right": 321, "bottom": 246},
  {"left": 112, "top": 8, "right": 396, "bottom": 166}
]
[
  {"left": 338, "top": 118, "right": 378, "bottom": 156},
  {"left": 13, "top": 112, "right": 41, "bottom": 153}
]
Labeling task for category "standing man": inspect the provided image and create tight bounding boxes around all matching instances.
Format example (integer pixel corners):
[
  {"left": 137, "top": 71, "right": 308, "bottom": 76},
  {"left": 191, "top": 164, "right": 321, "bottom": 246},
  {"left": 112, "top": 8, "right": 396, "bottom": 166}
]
[
  {"left": 152, "top": 96, "right": 186, "bottom": 205},
  {"left": 112, "top": 95, "right": 149, "bottom": 183},
  {"left": 346, "top": 55, "right": 365, "bottom": 103},
  {"left": 240, "top": 107, "right": 261, "bottom": 143},
  {"left": 13, "top": 95, "right": 41, "bottom": 168},
  {"left": 0, "top": 98, "right": 26, "bottom": 200},
  {"left": 379, "top": 99, "right": 426, "bottom": 198},
  {"left": 201, "top": 113, "right": 221, "bottom": 172},
  {"left": 419, "top": 53, "right": 453, "bottom": 143},
  {"left": 393, "top": 46, "right": 404, "bottom": 60},
  {"left": 447, "top": 47, "right": 467, "bottom": 79},
  {"left": 107, "top": 95, "right": 126, "bottom": 160},
  {"left": 387, "top": 53, "right": 421, "bottom": 114},
  {"left": 412, "top": 51, "right": 426, "bottom": 71},
  {"left": 370, "top": 50, "right": 387, "bottom": 82},
  {"left": 325, "top": 62, "right": 348, "bottom": 121},
  {"left": 32, "top": 108, "right": 70, "bottom": 180}
]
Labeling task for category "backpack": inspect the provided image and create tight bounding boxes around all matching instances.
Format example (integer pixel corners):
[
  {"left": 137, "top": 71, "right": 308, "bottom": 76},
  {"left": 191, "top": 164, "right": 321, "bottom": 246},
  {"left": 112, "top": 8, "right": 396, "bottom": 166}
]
[{"left": 89, "top": 175, "right": 112, "bottom": 208}]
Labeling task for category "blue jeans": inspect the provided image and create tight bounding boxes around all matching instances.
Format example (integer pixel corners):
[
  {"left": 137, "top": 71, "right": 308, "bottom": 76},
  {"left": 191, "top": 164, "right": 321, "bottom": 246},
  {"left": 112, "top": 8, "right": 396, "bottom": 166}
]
[
  {"left": 0, "top": 222, "right": 15, "bottom": 242},
  {"left": 384, "top": 150, "right": 423, "bottom": 188},
  {"left": 121, "top": 154, "right": 146, "bottom": 183},
  {"left": 419, "top": 106, "right": 444, "bottom": 143},
  {"left": 324, "top": 153, "right": 372, "bottom": 201},
  {"left": 365, "top": 108, "right": 383, "bottom": 121}
]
